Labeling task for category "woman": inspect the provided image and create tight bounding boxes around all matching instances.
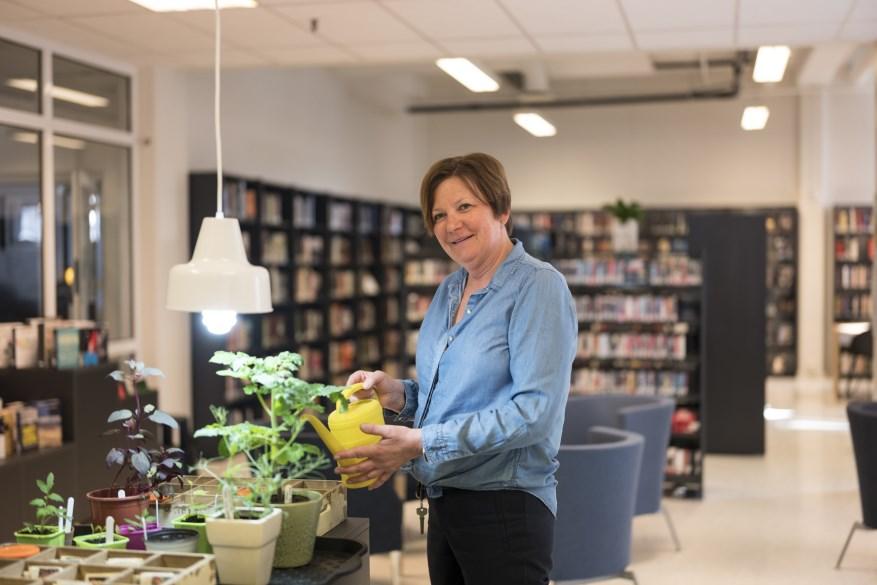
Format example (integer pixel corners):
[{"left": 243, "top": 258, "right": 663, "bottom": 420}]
[{"left": 336, "top": 153, "right": 577, "bottom": 585}]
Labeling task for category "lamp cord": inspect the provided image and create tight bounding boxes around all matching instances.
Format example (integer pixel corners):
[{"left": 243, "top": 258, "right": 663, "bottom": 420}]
[{"left": 214, "top": 0, "right": 224, "bottom": 218}]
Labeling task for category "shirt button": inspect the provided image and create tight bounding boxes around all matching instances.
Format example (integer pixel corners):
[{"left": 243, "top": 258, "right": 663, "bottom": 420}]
[
  {"left": 449, "top": 336, "right": 454, "bottom": 342},
  {"left": 466, "top": 309, "right": 471, "bottom": 314}
]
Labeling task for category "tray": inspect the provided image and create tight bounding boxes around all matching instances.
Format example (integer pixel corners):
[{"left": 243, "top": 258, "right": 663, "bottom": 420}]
[{"left": 266, "top": 538, "right": 366, "bottom": 585}]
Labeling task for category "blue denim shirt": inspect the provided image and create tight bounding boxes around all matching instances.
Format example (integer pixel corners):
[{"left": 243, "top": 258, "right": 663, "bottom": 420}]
[{"left": 398, "top": 240, "right": 577, "bottom": 515}]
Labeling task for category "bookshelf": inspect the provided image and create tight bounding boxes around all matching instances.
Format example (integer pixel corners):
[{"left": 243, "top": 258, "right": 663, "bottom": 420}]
[
  {"left": 556, "top": 255, "right": 705, "bottom": 498},
  {"left": 188, "top": 174, "right": 423, "bottom": 435}
]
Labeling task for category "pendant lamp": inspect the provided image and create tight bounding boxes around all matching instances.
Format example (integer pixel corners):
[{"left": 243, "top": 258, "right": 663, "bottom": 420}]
[{"left": 166, "top": 0, "right": 271, "bottom": 334}]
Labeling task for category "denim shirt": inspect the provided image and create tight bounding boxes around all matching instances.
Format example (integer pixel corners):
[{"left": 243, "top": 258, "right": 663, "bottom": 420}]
[{"left": 398, "top": 240, "right": 577, "bottom": 515}]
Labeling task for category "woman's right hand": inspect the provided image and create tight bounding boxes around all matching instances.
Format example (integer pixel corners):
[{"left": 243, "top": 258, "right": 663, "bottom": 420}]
[{"left": 345, "top": 370, "right": 406, "bottom": 413}]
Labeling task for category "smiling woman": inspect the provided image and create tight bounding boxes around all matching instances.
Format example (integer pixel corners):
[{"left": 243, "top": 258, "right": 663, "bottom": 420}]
[{"left": 336, "top": 153, "right": 578, "bottom": 585}]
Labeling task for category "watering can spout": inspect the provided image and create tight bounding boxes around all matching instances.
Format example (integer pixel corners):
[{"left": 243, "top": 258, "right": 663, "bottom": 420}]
[{"left": 301, "top": 414, "right": 344, "bottom": 455}]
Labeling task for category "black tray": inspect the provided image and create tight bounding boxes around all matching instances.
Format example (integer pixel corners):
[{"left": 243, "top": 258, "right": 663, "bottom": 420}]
[{"left": 268, "top": 537, "right": 368, "bottom": 585}]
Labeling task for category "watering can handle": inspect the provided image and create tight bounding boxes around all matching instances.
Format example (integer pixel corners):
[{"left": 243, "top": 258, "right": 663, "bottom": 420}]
[{"left": 337, "top": 383, "right": 365, "bottom": 410}]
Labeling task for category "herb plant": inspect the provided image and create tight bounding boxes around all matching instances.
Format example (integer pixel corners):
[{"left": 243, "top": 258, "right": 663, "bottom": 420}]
[
  {"left": 603, "top": 198, "right": 644, "bottom": 223},
  {"left": 104, "top": 360, "right": 186, "bottom": 494},
  {"left": 22, "top": 473, "right": 69, "bottom": 535},
  {"left": 193, "top": 351, "right": 347, "bottom": 512}
]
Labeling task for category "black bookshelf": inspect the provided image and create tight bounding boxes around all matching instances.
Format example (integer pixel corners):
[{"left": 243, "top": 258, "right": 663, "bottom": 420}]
[
  {"left": 188, "top": 174, "right": 425, "bottom": 435},
  {"left": 556, "top": 255, "right": 706, "bottom": 498}
]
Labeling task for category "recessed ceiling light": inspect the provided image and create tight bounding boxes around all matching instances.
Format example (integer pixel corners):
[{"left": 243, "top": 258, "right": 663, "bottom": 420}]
[
  {"left": 753, "top": 46, "right": 791, "bottom": 83},
  {"left": 740, "top": 106, "right": 770, "bottom": 131},
  {"left": 513, "top": 112, "right": 556, "bottom": 137},
  {"left": 6, "top": 78, "right": 109, "bottom": 108},
  {"left": 435, "top": 58, "right": 500, "bottom": 93},
  {"left": 128, "top": 0, "right": 257, "bottom": 11}
]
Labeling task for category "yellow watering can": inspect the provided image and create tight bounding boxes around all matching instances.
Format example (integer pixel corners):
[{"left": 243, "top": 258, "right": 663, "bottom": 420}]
[{"left": 302, "top": 383, "right": 384, "bottom": 489}]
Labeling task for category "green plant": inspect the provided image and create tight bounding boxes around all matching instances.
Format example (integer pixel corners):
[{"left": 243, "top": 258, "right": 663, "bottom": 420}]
[
  {"left": 123, "top": 511, "right": 156, "bottom": 530},
  {"left": 193, "top": 351, "right": 347, "bottom": 514},
  {"left": 104, "top": 360, "right": 187, "bottom": 494},
  {"left": 21, "top": 473, "right": 69, "bottom": 535},
  {"left": 603, "top": 198, "right": 644, "bottom": 223}
]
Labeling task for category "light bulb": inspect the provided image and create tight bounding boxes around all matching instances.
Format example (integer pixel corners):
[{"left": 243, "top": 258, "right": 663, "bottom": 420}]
[{"left": 202, "top": 310, "right": 237, "bottom": 335}]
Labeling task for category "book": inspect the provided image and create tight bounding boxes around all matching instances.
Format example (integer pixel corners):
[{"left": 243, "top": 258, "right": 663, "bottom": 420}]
[
  {"left": 55, "top": 327, "right": 81, "bottom": 369},
  {"left": 16, "top": 403, "right": 39, "bottom": 453},
  {"left": 12, "top": 324, "right": 38, "bottom": 368},
  {"left": 0, "top": 323, "right": 16, "bottom": 368},
  {"left": 34, "top": 398, "right": 62, "bottom": 449}
]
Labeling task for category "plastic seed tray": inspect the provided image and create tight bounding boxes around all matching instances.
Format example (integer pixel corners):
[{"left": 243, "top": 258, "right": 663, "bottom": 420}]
[{"left": 0, "top": 546, "right": 216, "bottom": 585}]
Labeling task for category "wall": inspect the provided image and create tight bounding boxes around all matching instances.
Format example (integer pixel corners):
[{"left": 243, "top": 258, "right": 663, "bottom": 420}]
[{"left": 420, "top": 94, "right": 799, "bottom": 209}]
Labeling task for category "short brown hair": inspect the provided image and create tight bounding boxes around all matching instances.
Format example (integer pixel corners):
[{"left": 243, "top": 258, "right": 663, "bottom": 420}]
[{"left": 419, "top": 152, "right": 512, "bottom": 236}]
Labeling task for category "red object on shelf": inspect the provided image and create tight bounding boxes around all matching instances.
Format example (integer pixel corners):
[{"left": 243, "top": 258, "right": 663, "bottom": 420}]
[{"left": 672, "top": 408, "right": 697, "bottom": 434}]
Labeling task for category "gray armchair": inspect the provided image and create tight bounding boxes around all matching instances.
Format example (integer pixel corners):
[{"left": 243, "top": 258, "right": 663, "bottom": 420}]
[
  {"left": 836, "top": 400, "right": 877, "bottom": 569},
  {"left": 564, "top": 394, "right": 681, "bottom": 551},
  {"left": 552, "top": 426, "right": 644, "bottom": 584}
]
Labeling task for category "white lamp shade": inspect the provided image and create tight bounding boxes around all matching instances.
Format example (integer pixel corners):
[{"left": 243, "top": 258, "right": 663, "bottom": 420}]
[{"left": 166, "top": 217, "right": 272, "bottom": 313}]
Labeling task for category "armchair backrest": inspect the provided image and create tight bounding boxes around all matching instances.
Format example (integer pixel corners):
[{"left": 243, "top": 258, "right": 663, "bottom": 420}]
[
  {"left": 551, "top": 426, "right": 643, "bottom": 582},
  {"left": 564, "top": 394, "right": 674, "bottom": 515},
  {"left": 847, "top": 401, "right": 877, "bottom": 528}
]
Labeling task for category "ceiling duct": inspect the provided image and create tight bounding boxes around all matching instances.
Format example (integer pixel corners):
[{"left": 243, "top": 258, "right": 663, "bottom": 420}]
[{"left": 409, "top": 51, "right": 750, "bottom": 114}]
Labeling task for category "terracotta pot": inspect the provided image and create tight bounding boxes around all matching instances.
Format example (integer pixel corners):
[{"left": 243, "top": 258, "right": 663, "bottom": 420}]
[{"left": 86, "top": 488, "right": 148, "bottom": 527}]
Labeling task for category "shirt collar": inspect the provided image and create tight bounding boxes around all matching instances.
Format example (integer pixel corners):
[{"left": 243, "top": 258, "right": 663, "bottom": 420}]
[{"left": 449, "top": 238, "right": 524, "bottom": 295}]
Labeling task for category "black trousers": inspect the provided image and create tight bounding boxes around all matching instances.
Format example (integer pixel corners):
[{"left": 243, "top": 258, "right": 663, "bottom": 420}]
[{"left": 426, "top": 488, "right": 554, "bottom": 585}]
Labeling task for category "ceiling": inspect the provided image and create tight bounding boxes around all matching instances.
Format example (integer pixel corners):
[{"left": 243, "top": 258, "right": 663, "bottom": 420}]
[{"left": 0, "top": 0, "right": 874, "bottom": 72}]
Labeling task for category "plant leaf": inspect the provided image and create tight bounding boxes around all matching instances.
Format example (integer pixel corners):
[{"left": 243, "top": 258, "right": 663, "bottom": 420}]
[
  {"left": 131, "top": 451, "right": 151, "bottom": 476},
  {"left": 144, "top": 404, "right": 155, "bottom": 414},
  {"left": 45, "top": 472, "right": 54, "bottom": 492},
  {"left": 108, "top": 371, "right": 125, "bottom": 382},
  {"left": 107, "top": 409, "right": 133, "bottom": 423},
  {"left": 30, "top": 498, "right": 46, "bottom": 507},
  {"left": 48, "top": 493, "right": 64, "bottom": 503},
  {"left": 141, "top": 367, "right": 164, "bottom": 378},
  {"left": 105, "top": 448, "right": 125, "bottom": 468},
  {"left": 36, "top": 479, "right": 47, "bottom": 494},
  {"left": 148, "top": 410, "right": 179, "bottom": 429},
  {"left": 101, "top": 428, "right": 122, "bottom": 437}
]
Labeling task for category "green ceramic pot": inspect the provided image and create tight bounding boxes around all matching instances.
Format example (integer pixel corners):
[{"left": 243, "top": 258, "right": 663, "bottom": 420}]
[
  {"left": 172, "top": 514, "right": 211, "bottom": 554},
  {"left": 272, "top": 489, "right": 322, "bottom": 568},
  {"left": 73, "top": 533, "right": 130, "bottom": 550},
  {"left": 14, "top": 526, "right": 65, "bottom": 546}
]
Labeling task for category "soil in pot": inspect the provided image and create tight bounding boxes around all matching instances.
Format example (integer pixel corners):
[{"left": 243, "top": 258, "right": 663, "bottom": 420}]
[
  {"left": 14, "top": 525, "right": 65, "bottom": 546},
  {"left": 73, "top": 533, "right": 130, "bottom": 550},
  {"left": 144, "top": 528, "right": 198, "bottom": 553},
  {"left": 172, "top": 514, "right": 211, "bottom": 554}
]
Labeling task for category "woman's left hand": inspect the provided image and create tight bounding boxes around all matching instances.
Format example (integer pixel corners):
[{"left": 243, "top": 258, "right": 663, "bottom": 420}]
[{"left": 335, "top": 425, "right": 423, "bottom": 490}]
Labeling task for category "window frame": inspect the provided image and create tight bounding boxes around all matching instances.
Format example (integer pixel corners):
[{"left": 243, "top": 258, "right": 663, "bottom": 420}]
[{"left": 0, "top": 25, "right": 139, "bottom": 358}]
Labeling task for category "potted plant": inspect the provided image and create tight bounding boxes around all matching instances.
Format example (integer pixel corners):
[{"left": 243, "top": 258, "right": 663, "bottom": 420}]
[
  {"left": 14, "top": 473, "right": 70, "bottom": 546},
  {"left": 144, "top": 528, "right": 200, "bottom": 553},
  {"left": 87, "top": 360, "right": 187, "bottom": 526},
  {"left": 603, "top": 198, "right": 644, "bottom": 253},
  {"left": 119, "top": 511, "right": 161, "bottom": 550},
  {"left": 73, "top": 526, "right": 130, "bottom": 550},
  {"left": 194, "top": 350, "right": 346, "bottom": 573},
  {"left": 171, "top": 483, "right": 218, "bottom": 553}
]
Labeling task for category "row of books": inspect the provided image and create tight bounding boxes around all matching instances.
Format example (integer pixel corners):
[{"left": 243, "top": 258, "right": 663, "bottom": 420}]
[
  {"left": 835, "top": 207, "right": 873, "bottom": 235},
  {"left": 406, "top": 293, "right": 432, "bottom": 323},
  {"left": 835, "top": 293, "right": 872, "bottom": 321},
  {"left": 576, "top": 333, "right": 687, "bottom": 360},
  {"left": 834, "top": 236, "right": 875, "bottom": 262},
  {"left": 570, "top": 369, "right": 689, "bottom": 396},
  {"left": 405, "top": 259, "right": 457, "bottom": 286},
  {"left": 0, "top": 398, "right": 62, "bottom": 459},
  {"left": 575, "top": 294, "right": 679, "bottom": 322},
  {"left": 837, "top": 265, "right": 871, "bottom": 290},
  {"left": 555, "top": 257, "right": 702, "bottom": 286},
  {"left": 0, "top": 319, "right": 108, "bottom": 370}
]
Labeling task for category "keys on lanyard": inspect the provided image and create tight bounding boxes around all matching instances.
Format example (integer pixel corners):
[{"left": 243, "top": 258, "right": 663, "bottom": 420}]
[{"left": 415, "top": 482, "right": 428, "bottom": 535}]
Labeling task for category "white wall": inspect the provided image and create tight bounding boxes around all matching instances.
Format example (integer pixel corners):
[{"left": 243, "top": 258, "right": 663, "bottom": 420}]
[{"left": 420, "top": 95, "right": 799, "bottom": 209}]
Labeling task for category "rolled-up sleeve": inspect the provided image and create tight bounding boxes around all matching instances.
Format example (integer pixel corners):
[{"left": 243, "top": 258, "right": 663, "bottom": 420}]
[{"left": 398, "top": 378, "right": 420, "bottom": 419}]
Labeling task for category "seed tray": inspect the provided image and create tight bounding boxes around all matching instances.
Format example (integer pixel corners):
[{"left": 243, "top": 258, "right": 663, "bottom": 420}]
[{"left": 0, "top": 546, "right": 216, "bottom": 585}]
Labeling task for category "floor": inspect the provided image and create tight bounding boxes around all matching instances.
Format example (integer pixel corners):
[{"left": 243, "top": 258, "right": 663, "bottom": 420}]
[{"left": 367, "top": 380, "right": 876, "bottom": 584}]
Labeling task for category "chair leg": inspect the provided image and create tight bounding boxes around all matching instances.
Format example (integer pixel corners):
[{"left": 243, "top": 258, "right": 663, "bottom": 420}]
[
  {"left": 621, "top": 569, "right": 639, "bottom": 584},
  {"left": 835, "top": 521, "right": 863, "bottom": 569},
  {"left": 661, "top": 505, "right": 682, "bottom": 551}
]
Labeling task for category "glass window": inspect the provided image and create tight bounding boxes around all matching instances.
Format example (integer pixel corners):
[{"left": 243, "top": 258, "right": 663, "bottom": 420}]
[
  {"left": 0, "top": 124, "right": 42, "bottom": 321},
  {"left": 55, "top": 137, "right": 132, "bottom": 339},
  {"left": 0, "top": 38, "right": 41, "bottom": 113},
  {"left": 52, "top": 56, "right": 130, "bottom": 131}
]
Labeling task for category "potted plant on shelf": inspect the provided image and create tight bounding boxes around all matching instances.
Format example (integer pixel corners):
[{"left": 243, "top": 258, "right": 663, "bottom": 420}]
[
  {"left": 171, "top": 482, "right": 218, "bottom": 553},
  {"left": 14, "top": 473, "right": 70, "bottom": 546},
  {"left": 87, "top": 360, "right": 187, "bottom": 526},
  {"left": 73, "top": 526, "right": 130, "bottom": 550},
  {"left": 604, "top": 198, "right": 644, "bottom": 253},
  {"left": 194, "top": 350, "right": 347, "bottom": 575}
]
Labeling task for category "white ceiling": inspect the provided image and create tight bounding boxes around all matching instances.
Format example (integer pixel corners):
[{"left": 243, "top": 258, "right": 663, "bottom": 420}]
[{"left": 0, "top": 0, "right": 873, "bottom": 73}]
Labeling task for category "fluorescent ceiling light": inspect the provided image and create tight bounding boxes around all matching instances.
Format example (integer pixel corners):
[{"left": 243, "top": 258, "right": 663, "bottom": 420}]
[
  {"left": 12, "top": 131, "right": 86, "bottom": 150},
  {"left": 6, "top": 78, "right": 109, "bottom": 108},
  {"left": 753, "top": 46, "right": 791, "bottom": 83},
  {"left": 128, "top": 0, "right": 257, "bottom": 11},
  {"left": 740, "top": 106, "right": 769, "bottom": 131},
  {"left": 436, "top": 58, "right": 499, "bottom": 93},
  {"left": 513, "top": 112, "right": 557, "bottom": 137}
]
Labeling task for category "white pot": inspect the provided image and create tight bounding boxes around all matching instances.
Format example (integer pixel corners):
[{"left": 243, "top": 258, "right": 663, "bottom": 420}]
[
  {"left": 206, "top": 507, "right": 282, "bottom": 585},
  {"left": 611, "top": 219, "right": 639, "bottom": 253}
]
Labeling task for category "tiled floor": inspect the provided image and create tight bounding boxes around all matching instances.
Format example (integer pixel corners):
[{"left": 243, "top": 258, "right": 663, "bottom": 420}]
[{"left": 368, "top": 380, "right": 876, "bottom": 584}]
